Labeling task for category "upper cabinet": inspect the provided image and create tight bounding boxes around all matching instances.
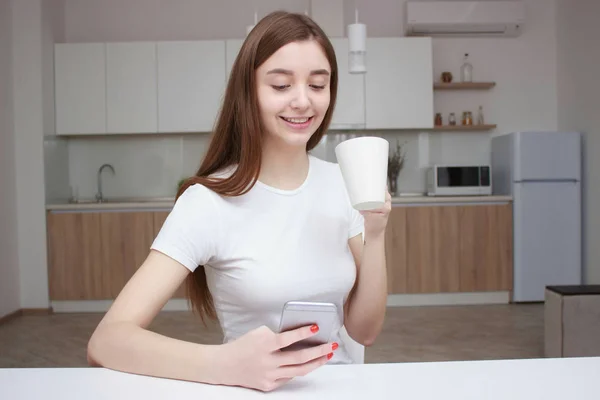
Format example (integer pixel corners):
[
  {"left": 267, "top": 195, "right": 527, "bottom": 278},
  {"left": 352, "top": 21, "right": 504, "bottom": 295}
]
[
  {"left": 54, "top": 43, "right": 106, "bottom": 135},
  {"left": 54, "top": 37, "right": 435, "bottom": 135},
  {"left": 106, "top": 43, "right": 158, "bottom": 134},
  {"left": 329, "top": 38, "right": 365, "bottom": 129},
  {"left": 157, "top": 41, "right": 226, "bottom": 133},
  {"left": 365, "top": 37, "right": 434, "bottom": 129}
]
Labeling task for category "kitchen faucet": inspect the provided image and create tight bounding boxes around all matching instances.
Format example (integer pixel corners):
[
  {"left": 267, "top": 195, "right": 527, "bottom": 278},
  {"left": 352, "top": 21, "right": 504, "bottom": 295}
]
[{"left": 96, "top": 163, "right": 116, "bottom": 202}]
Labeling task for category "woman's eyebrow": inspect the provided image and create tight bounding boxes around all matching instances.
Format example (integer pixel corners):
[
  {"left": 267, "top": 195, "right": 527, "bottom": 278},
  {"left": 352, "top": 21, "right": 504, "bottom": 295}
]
[{"left": 266, "top": 68, "right": 330, "bottom": 76}]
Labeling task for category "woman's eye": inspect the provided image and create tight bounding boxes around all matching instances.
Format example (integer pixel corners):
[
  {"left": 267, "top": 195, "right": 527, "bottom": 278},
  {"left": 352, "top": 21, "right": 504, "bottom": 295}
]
[{"left": 271, "top": 84, "right": 326, "bottom": 92}]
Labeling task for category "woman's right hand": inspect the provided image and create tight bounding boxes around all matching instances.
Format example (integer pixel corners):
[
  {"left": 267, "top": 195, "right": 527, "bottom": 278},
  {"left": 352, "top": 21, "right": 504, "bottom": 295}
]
[{"left": 215, "top": 324, "right": 337, "bottom": 392}]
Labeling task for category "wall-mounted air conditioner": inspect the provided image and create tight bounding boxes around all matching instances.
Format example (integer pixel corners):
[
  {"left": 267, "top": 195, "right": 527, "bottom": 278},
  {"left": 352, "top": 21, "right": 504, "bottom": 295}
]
[{"left": 405, "top": 1, "right": 526, "bottom": 37}]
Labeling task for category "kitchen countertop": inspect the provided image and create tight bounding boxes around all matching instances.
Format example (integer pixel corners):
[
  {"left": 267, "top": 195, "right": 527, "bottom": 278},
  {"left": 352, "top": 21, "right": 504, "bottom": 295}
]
[
  {"left": 391, "top": 194, "right": 513, "bottom": 204},
  {"left": 46, "top": 195, "right": 512, "bottom": 211},
  {"left": 46, "top": 197, "right": 177, "bottom": 211}
]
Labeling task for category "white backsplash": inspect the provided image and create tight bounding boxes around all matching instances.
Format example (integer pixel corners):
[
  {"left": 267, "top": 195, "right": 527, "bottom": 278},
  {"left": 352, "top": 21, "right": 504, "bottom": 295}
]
[
  {"left": 43, "top": 136, "right": 70, "bottom": 201},
  {"left": 315, "top": 130, "right": 492, "bottom": 195},
  {"left": 429, "top": 132, "right": 491, "bottom": 166},
  {"left": 65, "top": 134, "right": 208, "bottom": 200},
  {"left": 45, "top": 129, "right": 493, "bottom": 202},
  {"left": 180, "top": 134, "right": 211, "bottom": 178}
]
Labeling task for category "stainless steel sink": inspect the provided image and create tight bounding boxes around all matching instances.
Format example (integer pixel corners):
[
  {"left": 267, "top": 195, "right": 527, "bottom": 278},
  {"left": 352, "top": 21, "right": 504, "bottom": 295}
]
[{"left": 106, "top": 197, "right": 175, "bottom": 203}]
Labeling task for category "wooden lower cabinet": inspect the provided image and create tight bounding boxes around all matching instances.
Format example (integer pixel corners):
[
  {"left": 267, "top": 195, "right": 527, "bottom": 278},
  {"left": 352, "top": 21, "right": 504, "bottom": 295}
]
[
  {"left": 406, "top": 206, "right": 461, "bottom": 293},
  {"left": 384, "top": 203, "right": 513, "bottom": 294},
  {"left": 99, "top": 212, "right": 155, "bottom": 299},
  {"left": 47, "top": 212, "right": 104, "bottom": 300},
  {"left": 384, "top": 207, "right": 407, "bottom": 294},
  {"left": 47, "top": 210, "right": 186, "bottom": 300},
  {"left": 48, "top": 203, "right": 512, "bottom": 300},
  {"left": 458, "top": 204, "right": 513, "bottom": 292}
]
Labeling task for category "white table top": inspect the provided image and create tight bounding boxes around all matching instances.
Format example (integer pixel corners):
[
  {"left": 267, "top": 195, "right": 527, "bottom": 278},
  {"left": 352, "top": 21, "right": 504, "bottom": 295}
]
[{"left": 2, "top": 357, "right": 599, "bottom": 399}]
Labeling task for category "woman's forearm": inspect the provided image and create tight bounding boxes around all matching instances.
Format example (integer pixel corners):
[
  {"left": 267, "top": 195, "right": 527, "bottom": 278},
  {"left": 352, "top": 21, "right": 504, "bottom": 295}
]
[
  {"left": 88, "top": 321, "right": 223, "bottom": 384},
  {"left": 345, "top": 234, "right": 387, "bottom": 346}
]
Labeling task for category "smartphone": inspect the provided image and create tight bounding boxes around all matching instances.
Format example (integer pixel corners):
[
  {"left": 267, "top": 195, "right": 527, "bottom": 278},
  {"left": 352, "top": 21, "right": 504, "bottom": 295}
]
[{"left": 278, "top": 301, "right": 338, "bottom": 351}]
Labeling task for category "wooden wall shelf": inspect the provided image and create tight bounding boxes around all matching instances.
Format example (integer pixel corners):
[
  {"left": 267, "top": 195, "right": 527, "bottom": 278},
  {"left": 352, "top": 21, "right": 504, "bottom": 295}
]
[
  {"left": 430, "top": 124, "right": 497, "bottom": 131},
  {"left": 434, "top": 82, "right": 496, "bottom": 90}
]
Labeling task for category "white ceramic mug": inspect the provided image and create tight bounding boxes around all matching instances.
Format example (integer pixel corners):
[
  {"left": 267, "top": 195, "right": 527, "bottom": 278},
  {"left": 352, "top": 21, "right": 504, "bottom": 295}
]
[{"left": 335, "top": 136, "right": 389, "bottom": 211}]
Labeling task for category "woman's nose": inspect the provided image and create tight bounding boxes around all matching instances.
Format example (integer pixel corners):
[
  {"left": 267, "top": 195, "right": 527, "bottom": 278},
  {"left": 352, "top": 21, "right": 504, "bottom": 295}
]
[{"left": 290, "top": 87, "right": 310, "bottom": 110}]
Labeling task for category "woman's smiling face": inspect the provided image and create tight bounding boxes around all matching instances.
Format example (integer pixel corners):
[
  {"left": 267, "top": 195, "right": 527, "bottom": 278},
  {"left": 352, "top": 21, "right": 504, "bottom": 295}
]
[{"left": 256, "top": 39, "right": 332, "bottom": 149}]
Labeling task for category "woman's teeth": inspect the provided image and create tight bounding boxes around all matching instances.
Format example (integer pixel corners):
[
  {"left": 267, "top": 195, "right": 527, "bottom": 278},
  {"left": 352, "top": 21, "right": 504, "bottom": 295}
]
[{"left": 282, "top": 117, "right": 310, "bottom": 123}]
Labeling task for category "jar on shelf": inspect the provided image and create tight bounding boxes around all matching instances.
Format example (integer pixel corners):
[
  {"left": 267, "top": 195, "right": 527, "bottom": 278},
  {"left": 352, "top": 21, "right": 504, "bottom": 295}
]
[
  {"left": 462, "top": 111, "right": 473, "bottom": 125},
  {"left": 460, "top": 53, "right": 473, "bottom": 82},
  {"left": 448, "top": 113, "right": 456, "bottom": 126},
  {"left": 435, "top": 113, "right": 443, "bottom": 126},
  {"left": 441, "top": 71, "right": 453, "bottom": 83}
]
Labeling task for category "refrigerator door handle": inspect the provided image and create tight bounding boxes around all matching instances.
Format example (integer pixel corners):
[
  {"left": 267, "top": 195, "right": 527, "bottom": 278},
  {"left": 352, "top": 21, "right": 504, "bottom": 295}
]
[{"left": 515, "top": 179, "right": 579, "bottom": 183}]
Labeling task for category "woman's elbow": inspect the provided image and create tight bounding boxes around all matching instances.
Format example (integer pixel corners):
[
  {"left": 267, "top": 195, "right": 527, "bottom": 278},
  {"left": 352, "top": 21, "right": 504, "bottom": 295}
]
[
  {"left": 87, "top": 332, "right": 101, "bottom": 366},
  {"left": 346, "top": 327, "right": 381, "bottom": 347},
  {"left": 86, "top": 350, "right": 99, "bottom": 367},
  {"left": 357, "top": 333, "right": 379, "bottom": 347},
  {"left": 87, "top": 324, "right": 110, "bottom": 367},
  {"left": 361, "top": 336, "right": 377, "bottom": 347}
]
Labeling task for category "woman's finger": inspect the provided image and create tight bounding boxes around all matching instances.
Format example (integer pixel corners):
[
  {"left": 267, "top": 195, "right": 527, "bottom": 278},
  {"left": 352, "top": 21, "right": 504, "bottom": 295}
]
[{"left": 275, "top": 354, "right": 331, "bottom": 379}]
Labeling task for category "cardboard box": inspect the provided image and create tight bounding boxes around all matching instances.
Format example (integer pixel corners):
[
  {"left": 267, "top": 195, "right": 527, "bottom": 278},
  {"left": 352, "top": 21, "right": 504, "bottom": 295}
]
[{"left": 545, "top": 285, "right": 600, "bottom": 358}]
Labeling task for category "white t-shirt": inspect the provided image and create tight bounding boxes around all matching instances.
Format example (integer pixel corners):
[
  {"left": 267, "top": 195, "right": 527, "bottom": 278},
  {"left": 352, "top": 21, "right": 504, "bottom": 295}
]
[{"left": 151, "top": 155, "right": 364, "bottom": 364}]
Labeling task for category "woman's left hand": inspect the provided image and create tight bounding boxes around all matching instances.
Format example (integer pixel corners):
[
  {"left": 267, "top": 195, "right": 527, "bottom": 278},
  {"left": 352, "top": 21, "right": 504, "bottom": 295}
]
[{"left": 359, "top": 190, "right": 392, "bottom": 241}]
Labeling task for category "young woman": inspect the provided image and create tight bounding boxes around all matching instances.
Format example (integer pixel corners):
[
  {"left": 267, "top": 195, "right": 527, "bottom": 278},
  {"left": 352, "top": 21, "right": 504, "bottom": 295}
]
[{"left": 87, "top": 10, "right": 390, "bottom": 392}]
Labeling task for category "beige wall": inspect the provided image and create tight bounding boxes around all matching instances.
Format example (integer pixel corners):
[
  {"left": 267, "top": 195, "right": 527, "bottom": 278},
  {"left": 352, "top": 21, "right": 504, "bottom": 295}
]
[
  {"left": 60, "top": 0, "right": 525, "bottom": 42},
  {"left": 556, "top": 0, "right": 600, "bottom": 284},
  {"left": 63, "top": 0, "right": 313, "bottom": 42},
  {"left": 12, "top": 0, "right": 50, "bottom": 309},
  {"left": 42, "top": 0, "right": 64, "bottom": 137},
  {"left": 8, "top": 0, "right": 65, "bottom": 311},
  {"left": 0, "top": 0, "right": 20, "bottom": 318},
  {"left": 42, "top": 0, "right": 70, "bottom": 203}
]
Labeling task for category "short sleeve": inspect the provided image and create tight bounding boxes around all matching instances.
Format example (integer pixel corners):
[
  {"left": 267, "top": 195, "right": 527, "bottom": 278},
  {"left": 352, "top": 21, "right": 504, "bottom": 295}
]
[
  {"left": 348, "top": 205, "right": 364, "bottom": 239},
  {"left": 150, "top": 184, "right": 220, "bottom": 272}
]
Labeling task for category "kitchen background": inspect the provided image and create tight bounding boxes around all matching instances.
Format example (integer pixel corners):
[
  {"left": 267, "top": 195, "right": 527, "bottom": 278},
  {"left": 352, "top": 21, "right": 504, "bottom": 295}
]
[
  {"left": 43, "top": 0, "right": 558, "bottom": 201},
  {"left": 1, "top": 0, "right": 599, "bottom": 318}
]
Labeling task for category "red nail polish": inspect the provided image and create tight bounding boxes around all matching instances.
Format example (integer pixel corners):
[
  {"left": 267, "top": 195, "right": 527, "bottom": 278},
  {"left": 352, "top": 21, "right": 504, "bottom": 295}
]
[
  {"left": 327, "top": 353, "right": 333, "bottom": 360},
  {"left": 310, "top": 324, "right": 319, "bottom": 333},
  {"left": 332, "top": 342, "right": 338, "bottom": 351}
]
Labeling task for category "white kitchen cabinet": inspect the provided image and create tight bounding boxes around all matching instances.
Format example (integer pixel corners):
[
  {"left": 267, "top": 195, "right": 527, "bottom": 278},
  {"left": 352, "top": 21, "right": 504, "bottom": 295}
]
[
  {"left": 225, "top": 39, "right": 244, "bottom": 78},
  {"left": 106, "top": 42, "right": 157, "bottom": 133},
  {"left": 157, "top": 41, "right": 226, "bottom": 133},
  {"left": 54, "top": 43, "right": 106, "bottom": 135},
  {"left": 330, "top": 38, "right": 365, "bottom": 129},
  {"left": 365, "top": 37, "right": 434, "bottom": 129}
]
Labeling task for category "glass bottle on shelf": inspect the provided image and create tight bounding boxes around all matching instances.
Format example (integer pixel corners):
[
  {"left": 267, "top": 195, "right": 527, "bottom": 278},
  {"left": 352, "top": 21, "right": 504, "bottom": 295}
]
[
  {"left": 477, "top": 105, "right": 485, "bottom": 125},
  {"left": 460, "top": 53, "right": 473, "bottom": 82},
  {"left": 69, "top": 185, "right": 79, "bottom": 204}
]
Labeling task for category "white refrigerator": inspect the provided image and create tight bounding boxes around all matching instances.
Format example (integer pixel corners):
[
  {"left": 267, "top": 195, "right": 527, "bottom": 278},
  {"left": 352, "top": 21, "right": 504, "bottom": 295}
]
[{"left": 491, "top": 131, "right": 582, "bottom": 302}]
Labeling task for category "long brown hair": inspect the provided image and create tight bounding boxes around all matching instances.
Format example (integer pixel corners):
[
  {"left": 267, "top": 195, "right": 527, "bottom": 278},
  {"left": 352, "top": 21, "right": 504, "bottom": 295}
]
[{"left": 176, "top": 11, "right": 339, "bottom": 323}]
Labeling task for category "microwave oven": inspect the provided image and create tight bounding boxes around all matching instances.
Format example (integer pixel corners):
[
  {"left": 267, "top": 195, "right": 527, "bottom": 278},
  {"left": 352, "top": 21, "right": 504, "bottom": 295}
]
[{"left": 426, "top": 165, "right": 492, "bottom": 196}]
